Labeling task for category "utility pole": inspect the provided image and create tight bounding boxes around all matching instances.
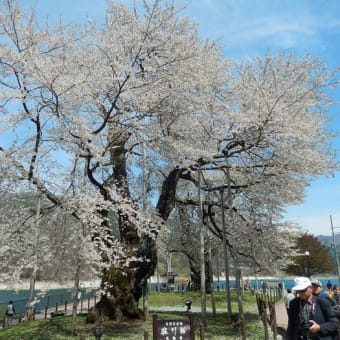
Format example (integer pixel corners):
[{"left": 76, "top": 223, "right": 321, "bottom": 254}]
[{"left": 330, "top": 215, "right": 340, "bottom": 286}]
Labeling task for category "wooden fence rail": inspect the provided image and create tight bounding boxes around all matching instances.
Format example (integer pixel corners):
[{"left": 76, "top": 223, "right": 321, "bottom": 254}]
[
  {"left": 1, "top": 296, "right": 96, "bottom": 328},
  {"left": 256, "top": 291, "right": 283, "bottom": 340}
]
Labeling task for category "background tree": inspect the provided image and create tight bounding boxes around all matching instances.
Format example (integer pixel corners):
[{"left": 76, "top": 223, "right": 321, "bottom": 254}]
[
  {"left": 285, "top": 233, "right": 335, "bottom": 277},
  {"left": 0, "top": 192, "right": 103, "bottom": 283}
]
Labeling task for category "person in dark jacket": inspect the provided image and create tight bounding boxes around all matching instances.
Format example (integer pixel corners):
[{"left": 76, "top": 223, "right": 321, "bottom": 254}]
[
  {"left": 312, "top": 279, "right": 337, "bottom": 306},
  {"left": 287, "top": 277, "right": 338, "bottom": 340},
  {"left": 5, "top": 301, "right": 15, "bottom": 326},
  {"left": 327, "top": 280, "right": 333, "bottom": 291}
]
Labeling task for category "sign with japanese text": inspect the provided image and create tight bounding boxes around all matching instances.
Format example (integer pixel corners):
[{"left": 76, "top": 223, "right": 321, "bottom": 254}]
[{"left": 153, "top": 315, "right": 194, "bottom": 340}]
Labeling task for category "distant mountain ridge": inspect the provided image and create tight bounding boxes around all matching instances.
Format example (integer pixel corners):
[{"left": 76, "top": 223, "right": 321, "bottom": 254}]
[
  {"left": 316, "top": 235, "right": 340, "bottom": 276},
  {"left": 318, "top": 234, "right": 340, "bottom": 248}
]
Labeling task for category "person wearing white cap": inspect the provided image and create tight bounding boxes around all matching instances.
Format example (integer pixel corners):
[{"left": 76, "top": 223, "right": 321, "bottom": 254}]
[{"left": 287, "top": 277, "right": 339, "bottom": 339}]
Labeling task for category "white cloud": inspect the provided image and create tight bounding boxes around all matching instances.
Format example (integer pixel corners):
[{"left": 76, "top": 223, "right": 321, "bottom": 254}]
[{"left": 185, "top": 0, "right": 340, "bottom": 56}]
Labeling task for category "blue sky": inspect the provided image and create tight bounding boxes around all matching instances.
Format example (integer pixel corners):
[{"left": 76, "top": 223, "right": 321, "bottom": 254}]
[{"left": 20, "top": 0, "right": 340, "bottom": 236}]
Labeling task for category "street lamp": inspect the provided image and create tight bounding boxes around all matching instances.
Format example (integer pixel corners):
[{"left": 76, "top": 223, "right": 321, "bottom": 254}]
[
  {"left": 92, "top": 325, "right": 105, "bottom": 340},
  {"left": 185, "top": 299, "right": 192, "bottom": 312},
  {"left": 301, "top": 251, "right": 310, "bottom": 277}
]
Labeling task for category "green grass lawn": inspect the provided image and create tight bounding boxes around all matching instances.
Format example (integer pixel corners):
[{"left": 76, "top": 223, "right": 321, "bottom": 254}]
[
  {"left": 0, "top": 291, "right": 266, "bottom": 339},
  {"left": 147, "top": 290, "right": 258, "bottom": 309}
]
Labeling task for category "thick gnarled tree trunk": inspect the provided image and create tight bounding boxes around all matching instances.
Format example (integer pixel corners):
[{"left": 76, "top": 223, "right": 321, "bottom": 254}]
[{"left": 88, "top": 152, "right": 183, "bottom": 321}]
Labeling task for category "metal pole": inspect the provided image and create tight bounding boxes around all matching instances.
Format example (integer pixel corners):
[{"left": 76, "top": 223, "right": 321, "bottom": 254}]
[
  {"left": 198, "top": 168, "right": 206, "bottom": 323},
  {"left": 330, "top": 215, "right": 340, "bottom": 286}
]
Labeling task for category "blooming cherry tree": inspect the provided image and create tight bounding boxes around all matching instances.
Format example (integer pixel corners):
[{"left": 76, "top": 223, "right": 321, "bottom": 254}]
[{"left": 0, "top": 0, "right": 338, "bottom": 320}]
